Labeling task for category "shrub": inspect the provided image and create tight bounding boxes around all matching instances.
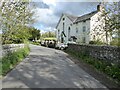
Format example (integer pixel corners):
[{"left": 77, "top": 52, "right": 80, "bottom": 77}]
[
  {"left": 89, "top": 40, "right": 105, "bottom": 45},
  {"left": 110, "top": 38, "right": 120, "bottom": 46},
  {"left": 1, "top": 46, "right": 30, "bottom": 76},
  {"left": 89, "top": 41, "right": 95, "bottom": 44}
]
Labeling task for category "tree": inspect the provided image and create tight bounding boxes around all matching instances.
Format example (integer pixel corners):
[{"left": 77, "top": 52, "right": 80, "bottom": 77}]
[
  {"left": 0, "top": 0, "right": 35, "bottom": 44},
  {"left": 91, "top": 2, "right": 120, "bottom": 45},
  {"left": 42, "top": 31, "right": 55, "bottom": 38},
  {"left": 102, "top": 2, "right": 120, "bottom": 45},
  {"left": 29, "top": 27, "right": 41, "bottom": 41}
]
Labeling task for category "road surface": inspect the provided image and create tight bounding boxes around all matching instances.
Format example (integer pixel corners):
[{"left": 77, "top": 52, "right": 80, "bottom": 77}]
[{"left": 2, "top": 45, "right": 108, "bottom": 89}]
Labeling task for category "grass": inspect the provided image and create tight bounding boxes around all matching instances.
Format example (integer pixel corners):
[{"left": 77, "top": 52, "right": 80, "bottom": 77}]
[
  {"left": 0, "top": 46, "right": 30, "bottom": 76},
  {"left": 65, "top": 49, "right": 120, "bottom": 84}
]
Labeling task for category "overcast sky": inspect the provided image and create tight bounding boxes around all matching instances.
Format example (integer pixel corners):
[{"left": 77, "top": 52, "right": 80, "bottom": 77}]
[{"left": 31, "top": 0, "right": 100, "bottom": 33}]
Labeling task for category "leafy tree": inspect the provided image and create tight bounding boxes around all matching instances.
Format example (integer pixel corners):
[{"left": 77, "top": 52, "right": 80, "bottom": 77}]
[
  {"left": 29, "top": 27, "right": 41, "bottom": 41},
  {"left": 0, "top": 0, "right": 35, "bottom": 44},
  {"left": 102, "top": 2, "right": 120, "bottom": 45},
  {"left": 42, "top": 31, "right": 55, "bottom": 38},
  {"left": 91, "top": 2, "right": 120, "bottom": 45}
]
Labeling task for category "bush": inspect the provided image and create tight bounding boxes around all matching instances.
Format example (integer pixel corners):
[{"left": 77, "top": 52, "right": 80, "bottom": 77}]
[
  {"left": 89, "top": 40, "right": 105, "bottom": 45},
  {"left": 110, "top": 38, "right": 120, "bottom": 46},
  {"left": 89, "top": 41, "right": 95, "bottom": 44},
  {"left": 1, "top": 46, "right": 30, "bottom": 76}
]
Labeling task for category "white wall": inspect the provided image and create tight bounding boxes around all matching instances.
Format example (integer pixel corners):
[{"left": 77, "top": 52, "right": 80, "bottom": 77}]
[
  {"left": 73, "top": 20, "right": 90, "bottom": 44},
  {"left": 56, "top": 14, "right": 73, "bottom": 44}
]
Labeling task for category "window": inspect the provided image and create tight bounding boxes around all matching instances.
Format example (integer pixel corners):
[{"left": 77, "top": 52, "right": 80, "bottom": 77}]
[
  {"left": 63, "top": 18, "right": 65, "bottom": 21},
  {"left": 82, "top": 37, "right": 86, "bottom": 43},
  {"left": 76, "top": 28, "right": 78, "bottom": 33},
  {"left": 58, "top": 30, "right": 60, "bottom": 39},
  {"left": 63, "top": 23, "right": 64, "bottom": 31},
  {"left": 68, "top": 27, "right": 71, "bottom": 41},
  {"left": 58, "top": 29, "right": 60, "bottom": 35},
  {"left": 83, "top": 20, "right": 86, "bottom": 23},
  {"left": 83, "top": 26, "right": 86, "bottom": 32}
]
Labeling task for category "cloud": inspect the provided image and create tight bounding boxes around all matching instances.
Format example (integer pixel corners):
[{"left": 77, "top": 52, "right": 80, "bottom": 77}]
[
  {"left": 53, "top": 2, "right": 98, "bottom": 17},
  {"left": 33, "top": 7, "right": 58, "bottom": 27},
  {"left": 30, "top": 2, "right": 49, "bottom": 9}
]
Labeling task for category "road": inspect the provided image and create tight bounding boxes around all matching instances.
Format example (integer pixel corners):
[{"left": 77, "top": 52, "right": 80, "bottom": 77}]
[{"left": 2, "top": 45, "right": 108, "bottom": 88}]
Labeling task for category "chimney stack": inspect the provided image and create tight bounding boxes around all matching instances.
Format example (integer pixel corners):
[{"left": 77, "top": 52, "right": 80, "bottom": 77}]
[{"left": 97, "top": 3, "right": 104, "bottom": 12}]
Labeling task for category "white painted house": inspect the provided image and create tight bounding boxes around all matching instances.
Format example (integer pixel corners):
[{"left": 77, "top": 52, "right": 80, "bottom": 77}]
[{"left": 56, "top": 4, "right": 112, "bottom": 44}]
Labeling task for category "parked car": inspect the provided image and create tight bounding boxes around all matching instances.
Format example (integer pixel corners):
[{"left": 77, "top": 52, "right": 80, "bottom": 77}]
[
  {"left": 55, "top": 42, "right": 68, "bottom": 50},
  {"left": 41, "top": 38, "right": 57, "bottom": 48}
]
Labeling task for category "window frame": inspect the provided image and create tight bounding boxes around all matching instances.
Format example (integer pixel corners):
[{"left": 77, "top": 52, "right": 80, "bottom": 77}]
[{"left": 83, "top": 26, "right": 86, "bottom": 33}]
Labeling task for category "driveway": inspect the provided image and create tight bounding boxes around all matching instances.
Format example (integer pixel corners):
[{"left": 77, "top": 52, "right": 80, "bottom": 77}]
[{"left": 2, "top": 44, "right": 108, "bottom": 88}]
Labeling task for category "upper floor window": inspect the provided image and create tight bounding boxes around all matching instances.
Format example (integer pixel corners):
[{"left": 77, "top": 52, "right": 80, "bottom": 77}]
[
  {"left": 63, "top": 18, "right": 65, "bottom": 21},
  {"left": 76, "top": 28, "right": 78, "bottom": 33},
  {"left": 58, "top": 29, "right": 60, "bottom": 35},
  {"left": 83, "top": 26, "right": 86, "bottom": 32},
  {"left": 83, "top": 20, "right": 86, "bottom": 23},
  {"left": 68, "top": 27, "right": 71, "bottom": 33},
  {"left": 63, "top": 23, "right": 64, "bottom": 31},
  {"left": 68, "top": 27, "right": 71, "bottom": 40}
]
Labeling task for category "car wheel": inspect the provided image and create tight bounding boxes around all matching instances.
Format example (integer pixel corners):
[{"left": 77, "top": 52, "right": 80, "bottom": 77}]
[{"left": 60, "top": 47, "right": 64, "bottom": 50}]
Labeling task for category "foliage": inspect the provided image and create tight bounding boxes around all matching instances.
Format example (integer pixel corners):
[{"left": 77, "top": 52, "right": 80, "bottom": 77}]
[
  {"left": 89, "top": 40, "right": 106, "bottom": 45},
  {"left": 110, "top": 38, "right": 120, "bottom": 46},
  {"left": 0, "top": 46, "right": 30, "bottom": 76},
  {"left": 0, "top": 1, "right": 35, "bottom": 44},
  {"left": 2, "top": 26, "right": 41, "bottom": 44},
  {"left": 28, "top": 27, "right": 41, "bottom": 41},
  {"left": 65, "top": 48, "right": 120, "bottom": 83},
  {"left": 89, "top": 2, "right": 120, "bottom": 45},
  {"left": 42, "top": 31, "right": 55, "bottom": 38},
  {"left": 101, "top": 2, "right": 120, "bottom": 44},
  {"left": 43, "top": 37, "right": 57, "bottom": 40},
  {"left": 2, "top": 26, "right": 32, "bottom": 44}
]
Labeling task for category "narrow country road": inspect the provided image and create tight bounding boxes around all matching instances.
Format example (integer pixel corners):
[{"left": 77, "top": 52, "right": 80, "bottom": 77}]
[{"left": 2, "top": 45, "right": 108, "bottom": 88}]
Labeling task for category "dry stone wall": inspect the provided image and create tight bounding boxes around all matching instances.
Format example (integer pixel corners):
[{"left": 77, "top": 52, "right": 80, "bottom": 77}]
[
  {"left": 1, "top": 44, "right": 25, "bottom": 57},
  {"left": 67, "top": 44, "right": 120, "bottom": 65}
]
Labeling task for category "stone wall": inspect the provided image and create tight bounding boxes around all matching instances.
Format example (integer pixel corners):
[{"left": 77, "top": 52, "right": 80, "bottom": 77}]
[
  {"left": 67, "top": 44, "right": 120, "bottom": 65},
  {"left": 1, "top": 44, "right": 25, "bottom": 57}
]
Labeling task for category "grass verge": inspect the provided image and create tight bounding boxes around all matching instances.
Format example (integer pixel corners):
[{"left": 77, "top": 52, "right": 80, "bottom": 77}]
[
  {"left": 0, "top": 46, "right": 30, "bottom": 77},
  {"left": 64, "top": 49, "right": 120, "bottom": 84}
]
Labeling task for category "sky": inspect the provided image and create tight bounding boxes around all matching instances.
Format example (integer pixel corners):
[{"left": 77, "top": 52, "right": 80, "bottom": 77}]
[{"left": 30, "top": 0, "right": 119, "bottom": 33}]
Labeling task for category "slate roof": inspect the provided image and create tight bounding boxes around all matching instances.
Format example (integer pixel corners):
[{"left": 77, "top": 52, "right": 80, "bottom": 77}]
[
  {"left": 65, "top": 10, "right": 98, "bottom": 23},
  {"left": 64, "top": 13, "right": 77, "bottom": 22},
  {"left": 74, "top": 11, "right": 98, "bottom": 23}
]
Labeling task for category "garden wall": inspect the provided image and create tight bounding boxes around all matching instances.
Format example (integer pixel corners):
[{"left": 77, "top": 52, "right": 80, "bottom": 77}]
[
  {"left": 2, "top": 44, "right": 25, "bottom": 57},
  {"left": 67, "top": 44, "right": 120, "bottom": 65}
]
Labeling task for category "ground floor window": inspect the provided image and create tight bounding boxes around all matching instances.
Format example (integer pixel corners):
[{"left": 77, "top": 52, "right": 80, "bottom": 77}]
[
  {"left": 61, "top": 37, "right": 64, "bottom": 43},
  {"left": 82, "top": 37, "right": 86, "bottom": 43}
]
